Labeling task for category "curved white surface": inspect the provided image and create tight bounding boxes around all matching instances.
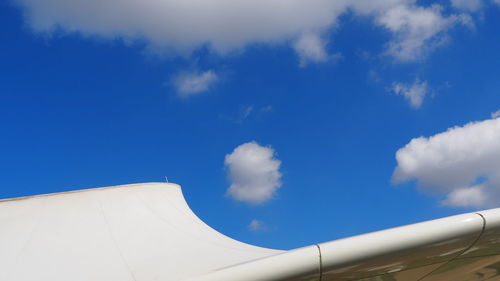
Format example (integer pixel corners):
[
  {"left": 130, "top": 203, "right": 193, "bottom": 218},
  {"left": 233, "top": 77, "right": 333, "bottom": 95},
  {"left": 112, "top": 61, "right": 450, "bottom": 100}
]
[
  {"left": 0, "top": 183, "right": 282, "bottom": 281},
  {"left": 188, "top": 212, "right": 486, "bottom": 281},
  {"left": 3, "top": 182, "right": 500, "bottom": 281}
]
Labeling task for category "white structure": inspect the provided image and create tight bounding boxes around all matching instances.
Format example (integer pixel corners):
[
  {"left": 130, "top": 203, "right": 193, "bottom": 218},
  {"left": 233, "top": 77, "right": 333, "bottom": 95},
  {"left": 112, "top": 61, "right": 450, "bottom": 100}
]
[{"left": 1, "top": 182, "right": 500, "bottom": 281}]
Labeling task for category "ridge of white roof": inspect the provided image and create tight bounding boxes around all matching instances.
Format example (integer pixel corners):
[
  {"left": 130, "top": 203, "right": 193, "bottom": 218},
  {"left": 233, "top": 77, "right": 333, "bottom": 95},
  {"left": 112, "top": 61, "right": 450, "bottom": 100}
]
[{"left": 0, "top": 182, "right": 178, "bottom": 202}]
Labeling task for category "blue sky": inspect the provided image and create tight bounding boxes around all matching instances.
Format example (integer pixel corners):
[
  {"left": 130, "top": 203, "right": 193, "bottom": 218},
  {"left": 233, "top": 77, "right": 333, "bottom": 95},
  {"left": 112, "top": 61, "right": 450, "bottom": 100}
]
[{"left": 2, "top": 0, "right": 500, "bottom": 250}]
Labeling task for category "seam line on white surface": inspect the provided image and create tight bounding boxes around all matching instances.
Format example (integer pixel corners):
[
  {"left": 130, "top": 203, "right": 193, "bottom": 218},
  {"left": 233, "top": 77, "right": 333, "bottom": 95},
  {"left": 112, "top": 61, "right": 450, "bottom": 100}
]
[
  {"left": 417, "top": 213, "right": 487, "bottom": 281},
  {"left": 5, "top": 197, "right": 49, "bottom": 281},
  {"left": 315, "top": 244, "right": 323, "bottom": 281},
  {"left": 97, "top": 198, "right": 139, "bottom": 281}
]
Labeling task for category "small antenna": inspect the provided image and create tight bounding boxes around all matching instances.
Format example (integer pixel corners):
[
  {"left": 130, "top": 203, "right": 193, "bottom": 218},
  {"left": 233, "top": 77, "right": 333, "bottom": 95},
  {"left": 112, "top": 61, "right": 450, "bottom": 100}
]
[{"left": 164, "top": 176, "right": 169, "bottom": 183}]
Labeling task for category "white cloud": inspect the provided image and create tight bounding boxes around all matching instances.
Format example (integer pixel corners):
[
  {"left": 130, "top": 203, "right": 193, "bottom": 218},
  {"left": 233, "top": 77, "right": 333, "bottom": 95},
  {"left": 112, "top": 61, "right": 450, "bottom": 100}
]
[
  {"left": 248, "top": 219, "right": 266, "bottom": 231},
  {"left": 293, "top": 33, "right": 338, "bottom": 67},
  {"left": 442, "top": 185, "right": 487, "bottom": 207},
  {"left": 14, "top": 0, "right": 344, "bottom": 56},
  {"left": 172, "top": 70, "right": 218, "bottom": 97},
  {"left": 492, "top": 109, "right": 500, "bottom": 118},
  {"left": 225, "top": 141, "right": 282, "bottom": 205},
  {"left": 391, "top": 79, "right": 428, "bottom": 108},
  {"left": 495, "top": 0, "right": 500, "bottom": 6},
  {"left": 13, "top": 0, "right": 472, "bottom": 63},
  {"left": 375, "top": 4, "right": 462, "bottom": 62},
  {"left": 451, "top": 0, "right": 483, "bottom": 11},
  {"left": 393, "top": 118, "right": 500, "bottom": 208}
]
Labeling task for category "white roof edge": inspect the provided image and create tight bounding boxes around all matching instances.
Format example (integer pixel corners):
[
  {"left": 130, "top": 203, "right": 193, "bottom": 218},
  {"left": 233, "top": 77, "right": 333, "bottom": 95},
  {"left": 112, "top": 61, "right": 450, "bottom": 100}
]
[{"left": 0, "top": 182, "right": 179, "bottom": 202}]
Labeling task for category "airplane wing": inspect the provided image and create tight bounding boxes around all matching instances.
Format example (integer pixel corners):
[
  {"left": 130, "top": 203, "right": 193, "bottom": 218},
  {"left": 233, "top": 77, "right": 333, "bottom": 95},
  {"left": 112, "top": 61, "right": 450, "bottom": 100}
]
[{"left": 1, "top": 182, "right": 500, "bottom": 281}]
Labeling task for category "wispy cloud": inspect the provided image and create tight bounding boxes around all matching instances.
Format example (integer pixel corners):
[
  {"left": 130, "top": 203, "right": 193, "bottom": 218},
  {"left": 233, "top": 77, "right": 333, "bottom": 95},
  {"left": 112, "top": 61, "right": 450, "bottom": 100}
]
[
  {"left": 391, "top": 79, "right": 428, "bottom": 109},
  {"left": 492, "top": 109, "right": 500, "bottom": 118},
  {"left": 451, "top": 0, "right": 483, "bottom": 12},
  {"left": 225, "top": 141, "right": 282, "bottom": 205},
  {"left": 231, "top": 105, "right": 273, "bottom": 123},
  {"left": 393, "top": 118, "right": 500, "bottom": 208},
  {"left": 248, "top": 219, "right": 267, "bottom": 231},
  {"left": 238, "top": 105, "right": 254, "bottom": 123},
  {"left": 375, "top": 4, "right": 469, "bottom": 62},
  {"left": 172, "top": 70, "right": 218, "bottom": 97},
  {"left": 261, "top": 105, "right": 273, "bottom": 113}
]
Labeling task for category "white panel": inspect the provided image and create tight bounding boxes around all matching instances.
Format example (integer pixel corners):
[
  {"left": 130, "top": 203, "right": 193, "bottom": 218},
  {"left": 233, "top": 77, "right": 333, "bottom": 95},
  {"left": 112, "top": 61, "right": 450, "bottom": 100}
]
[
  {"left": 0, "top": 198, "right": 46, "bottom": 281},
  {"left": 0, "top": 183, "right": 281, "bottom": 281}
]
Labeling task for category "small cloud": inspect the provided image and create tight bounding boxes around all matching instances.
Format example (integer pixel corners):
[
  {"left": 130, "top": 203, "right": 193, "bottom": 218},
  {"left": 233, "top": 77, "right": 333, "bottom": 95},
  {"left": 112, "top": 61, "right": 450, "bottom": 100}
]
[
  {"left": 172, "top": 70, "right": 218, "bottom": 98},
  {"left": 391, "top": 79, "right": 428, "bottom": 109},
  {"left": 293, "top": 33, "right": 341, "bottom": 67},
  {"left": 492, "top": 110, "right": 500, "bottom": 118},
  {"left": 261, "top": 105, "right": 273, "bottom": 113},
  {"left": 375, "top": 4, "right": 466, "bottom": 62},
  {"left": 241, "top": 105, "right": 254, "bottom": 119},
  {"left": 225, "top": 141, "right": 282, "bottom": 205},
  {"left": 248, "top": 219, "right": 267, "bottom": 231},
  {"left": 233, "top": 105, "right": 254, "bottom": 123},
  {"left": 230, "top": 105, "right": 273, "bottom": 124}
]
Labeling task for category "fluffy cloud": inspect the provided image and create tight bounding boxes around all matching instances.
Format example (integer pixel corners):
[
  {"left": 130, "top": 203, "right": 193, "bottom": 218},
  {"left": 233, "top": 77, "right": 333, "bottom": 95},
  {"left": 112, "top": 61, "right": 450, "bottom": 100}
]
[
  {"left": 393, "top": 118, "right": 500, "bottom": 208},
  {"left": 391, "top": 79, "right": 428, "bottom": 108},
  {"left": 13, "top": 0, "right": 472, "bottom": 63},
  {"left": 442, "top": 186, "right": 487, "bottom": 207},
  {"left": 225, "top": 141, "right": 282, "bottom": 205},
  {"left": 172, "top": 70, "right": 218, "bottom": 97},
  {"left": 14, "top": 0, "right": 344, "bottom": 56},
  {"left": 293, "top": 33, "right": 337, "bottom": 67}
]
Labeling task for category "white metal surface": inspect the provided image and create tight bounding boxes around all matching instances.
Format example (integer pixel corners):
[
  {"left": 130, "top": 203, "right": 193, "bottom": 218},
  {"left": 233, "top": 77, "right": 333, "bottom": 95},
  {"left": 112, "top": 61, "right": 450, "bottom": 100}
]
[
  {"left": 190, "top": 212, "right": 486, "bottom": 281},
  {"left": 318, "top": 213, "right": 483, "bottom": 280},
  {"left": 3, "top": 182, "right": 500, "bottom": 281}
]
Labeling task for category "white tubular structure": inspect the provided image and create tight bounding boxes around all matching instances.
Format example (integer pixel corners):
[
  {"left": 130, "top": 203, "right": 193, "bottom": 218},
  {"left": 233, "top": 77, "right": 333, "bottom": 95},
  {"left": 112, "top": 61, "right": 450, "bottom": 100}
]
[{"left": 1, "top": 182, "right": 500, "bottom": 281}]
